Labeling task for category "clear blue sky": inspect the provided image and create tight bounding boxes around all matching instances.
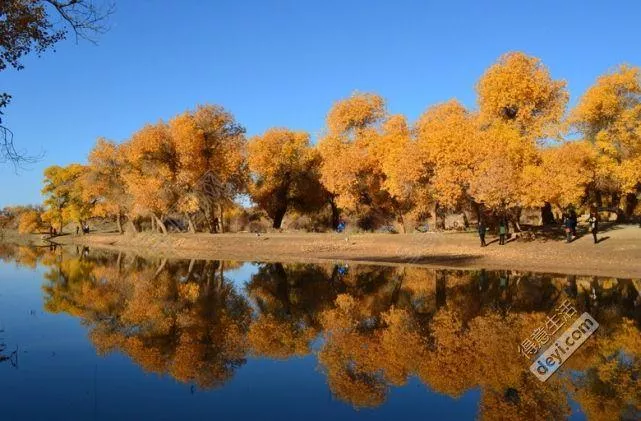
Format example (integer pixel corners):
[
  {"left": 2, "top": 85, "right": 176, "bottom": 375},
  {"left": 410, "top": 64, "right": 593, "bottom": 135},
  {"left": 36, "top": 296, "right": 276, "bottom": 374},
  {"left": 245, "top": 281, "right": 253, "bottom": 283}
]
[{"left": 2, "top": 0, "right": 641, "bottom": 206}]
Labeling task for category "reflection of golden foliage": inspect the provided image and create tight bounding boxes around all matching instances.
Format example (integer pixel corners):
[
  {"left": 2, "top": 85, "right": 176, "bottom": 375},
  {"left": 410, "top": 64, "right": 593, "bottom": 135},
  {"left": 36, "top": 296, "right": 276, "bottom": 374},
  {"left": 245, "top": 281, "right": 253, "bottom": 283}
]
[
  {"left": 16, "top": 246, "right": 41, "bottom": 269},
  {"left": 25, "top": 250, "right": 641, "bottom": 417},
  {"left": 478, "top": 376, "right": 570, "bottom": 421},
  {"left": 248, "top": 315, "right": 316, "bottom": 359}
]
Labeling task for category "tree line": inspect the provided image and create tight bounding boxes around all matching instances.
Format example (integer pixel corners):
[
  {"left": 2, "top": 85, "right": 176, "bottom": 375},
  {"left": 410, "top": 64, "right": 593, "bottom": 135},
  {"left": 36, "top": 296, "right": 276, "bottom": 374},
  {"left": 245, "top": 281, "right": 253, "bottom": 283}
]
[{"left": 20, "top": 52, "right": 641, "bottom": 234}]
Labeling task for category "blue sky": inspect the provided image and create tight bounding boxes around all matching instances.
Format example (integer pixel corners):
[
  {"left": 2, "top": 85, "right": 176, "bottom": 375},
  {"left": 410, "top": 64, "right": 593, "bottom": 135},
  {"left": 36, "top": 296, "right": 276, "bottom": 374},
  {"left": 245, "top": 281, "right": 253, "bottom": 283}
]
[{"left": 1, "top": 0, "right": 641, "bottom": 206}]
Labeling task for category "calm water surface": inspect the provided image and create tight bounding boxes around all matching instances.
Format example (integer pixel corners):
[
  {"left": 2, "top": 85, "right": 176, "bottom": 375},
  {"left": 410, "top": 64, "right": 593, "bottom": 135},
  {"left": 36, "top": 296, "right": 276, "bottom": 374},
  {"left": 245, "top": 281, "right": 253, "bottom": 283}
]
[{"left": 0, "top": 245, "right": 640, "bottom": 420}]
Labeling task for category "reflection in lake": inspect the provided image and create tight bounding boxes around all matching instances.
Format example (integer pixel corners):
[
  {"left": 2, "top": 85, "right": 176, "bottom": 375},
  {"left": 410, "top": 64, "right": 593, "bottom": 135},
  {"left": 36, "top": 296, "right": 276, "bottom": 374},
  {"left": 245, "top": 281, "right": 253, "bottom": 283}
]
[{"left": 1, "top": 244, "right": 640, "bottom": 420}]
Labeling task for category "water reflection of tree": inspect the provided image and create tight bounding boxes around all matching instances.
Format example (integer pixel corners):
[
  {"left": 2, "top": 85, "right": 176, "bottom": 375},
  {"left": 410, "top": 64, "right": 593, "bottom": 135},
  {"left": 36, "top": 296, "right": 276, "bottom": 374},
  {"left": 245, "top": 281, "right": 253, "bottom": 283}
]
[
  {"left": 41, "top": 252, "right": 251, "bottom": 389},
  {"left": 5, "top": 247, "right": 641, "bottom": 417}
]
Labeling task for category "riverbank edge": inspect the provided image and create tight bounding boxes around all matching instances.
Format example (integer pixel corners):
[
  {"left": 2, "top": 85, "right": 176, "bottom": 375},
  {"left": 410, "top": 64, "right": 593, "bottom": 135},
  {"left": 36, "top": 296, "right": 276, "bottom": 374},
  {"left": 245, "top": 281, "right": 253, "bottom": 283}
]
[{"left": 2, "top": 229, "right": 636, "bottom": 279}]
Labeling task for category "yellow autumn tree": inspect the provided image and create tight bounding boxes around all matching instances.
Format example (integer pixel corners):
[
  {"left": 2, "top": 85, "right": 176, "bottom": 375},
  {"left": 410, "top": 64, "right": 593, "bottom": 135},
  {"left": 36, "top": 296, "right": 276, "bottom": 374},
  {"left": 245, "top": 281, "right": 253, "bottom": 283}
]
[
  {"left": 122, "top": 122, "right": 178, "bottom": 234},
  {"left": 42, "top": 164, "right": 92, "bottom": 232},
  {"left": 248, "top": 128, "right": 328, "bottom": 229},
  {"left": 84, "top": 138, "right": 129, "bottom": 233},
  {"left": 570, "top": 65, "right": 641, "bottom": 217},
  {"left": 406, "top": 100, "right": 482, "bottom": 227},
  {"left": 17, "top": 209, "right": 42, "bottom": 234},
  {"left": 470, "top": 52, "right": 569, "bottom": 222},
  {"left": 375, "top": 114, "right": 416, "bottom": 231},
  {"left": 318, "top": 92, "right": 402, "bottom": 230},
  {"left": 170, "top": 105, "right": 247, "bottom": 233}
]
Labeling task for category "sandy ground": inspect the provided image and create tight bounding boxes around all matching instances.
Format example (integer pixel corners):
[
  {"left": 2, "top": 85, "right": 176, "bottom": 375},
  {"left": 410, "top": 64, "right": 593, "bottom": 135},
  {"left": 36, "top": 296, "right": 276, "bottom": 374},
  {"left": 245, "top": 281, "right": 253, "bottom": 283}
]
[{"left": 36, "top": 223, "right": 641, "bottom": 278}]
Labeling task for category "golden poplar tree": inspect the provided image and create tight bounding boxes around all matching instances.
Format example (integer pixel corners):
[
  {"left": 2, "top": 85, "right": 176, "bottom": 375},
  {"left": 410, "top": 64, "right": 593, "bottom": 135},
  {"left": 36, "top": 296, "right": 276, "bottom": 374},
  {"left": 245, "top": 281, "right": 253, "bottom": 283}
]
[
  {"left": 570, "top": 65, "right": 641, "bottom": 216},
  {"left": 248, "top": 128, "right": 327, "bottom": 229},
  {"left": 318, "top": 92, "right": 401, "bottom": 229},
  {"left": 42, "top": 164, "right": 92, "bottom": 232},
  {"left": 170, "top": 105, "right": 247, "bottom": 233},
  {"left": 122, "top": 122, "right": 178, "bottom": 234},
  {"left": 84, "top": 138, "right": 129, "bottom": 233}
]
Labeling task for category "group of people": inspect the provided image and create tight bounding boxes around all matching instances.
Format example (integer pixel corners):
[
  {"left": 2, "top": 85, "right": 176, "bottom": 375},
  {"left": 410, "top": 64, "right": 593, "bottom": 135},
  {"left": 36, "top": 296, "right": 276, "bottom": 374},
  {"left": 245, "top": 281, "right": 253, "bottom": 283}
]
[
  {"left": 76, "top": 224, "right": 90, "bottom": 236},
  {"left": 477, "top": 219, "right": 508, "bottom": 247},
  {"left": 563, "top": 211, "right": 599, "bottom": 244},
  {"left": 477, "top": 211, "right": 600, "bottom": 247}
]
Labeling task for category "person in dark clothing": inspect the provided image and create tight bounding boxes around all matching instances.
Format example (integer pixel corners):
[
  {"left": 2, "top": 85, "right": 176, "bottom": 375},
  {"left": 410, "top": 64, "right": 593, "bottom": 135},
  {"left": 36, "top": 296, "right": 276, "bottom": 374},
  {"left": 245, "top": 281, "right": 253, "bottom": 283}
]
[
  {"left": 569, "top": 210, "right": 578, "bottom": 237},
  {"left": 478, "top": 220, "right": 487, "bottom": 247},
  {"left": 498, "top": 220, "right": 507, "bottom": 245},
  {"left": 588, "top": 212, "right": 599, "bottom": 244},
  {"left": 563, "top": 214, "right": 573, "bottom": 243},
  {"left": 76, "top": 226, "right": 80, "bottom": 236}
]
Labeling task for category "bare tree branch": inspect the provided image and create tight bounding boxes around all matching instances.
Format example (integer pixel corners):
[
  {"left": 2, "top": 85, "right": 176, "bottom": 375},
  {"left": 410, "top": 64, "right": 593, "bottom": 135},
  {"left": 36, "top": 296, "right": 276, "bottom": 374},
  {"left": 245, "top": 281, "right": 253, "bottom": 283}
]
[
  {"left": 44, "top": 0, "right": 115, "bottom": 43},
  {"left": 1, "top": 124, "right": 42, "bottom": 171}
]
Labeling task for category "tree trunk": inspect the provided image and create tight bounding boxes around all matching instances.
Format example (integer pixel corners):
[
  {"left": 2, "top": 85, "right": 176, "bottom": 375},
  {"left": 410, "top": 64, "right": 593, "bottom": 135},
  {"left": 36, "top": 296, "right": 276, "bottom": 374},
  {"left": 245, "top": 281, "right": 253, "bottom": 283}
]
[
  {"left": 116, "top": 212, "right": 123, "bottom": 234},
  {"left": 471, "top": 201, "right": 482, "bottom": 223},
  {"left": 153, "top": 258, "right": 167, "bottom": 279},
  {"left": 116, "top": 252, "right": 122, "bottom": 273},
  {"left": 272, "top": 206, "right": 287, "bottom": 229},
  {"left": 398, "top": 212, "right": 407, "bottom": 233},
  {"left": 436, "top": 270, "right": 447, "bottom": 309},
  {"left": 186, "top": 213, "right": 196, "bottom": 233},
  {"left": 186, "top": 259, "right": 196, "bottom": 282},
  {"left": 128, "top": 218, "right": 139, "bottom": 234},
  {"left": 329, "top": 198, "right": 340, "bottom": 229},
  {"left": 218, "top": 204, "right": 225, "bottom": 233},
  {"left": 205, "top": 207, "right": 216, "bottom": 233},
  {"left": 154, "top": 215, "right": 167, "bottom": 235},
  {"left": 219, "top": 261, "right": 225, "bottom": 290},
  {"left": 595, "top": 190, "right": 603, "bottom": 208},
  {"left": 540, "top": 202, "right": 555, "bottom": 225},
  {"left": 511, "top": 208, "right": 522, "bottom": 232},
  {"left": 151, "top": 216, "right": 156, "bottom": 233},
  {"left": 431, "top": 202, "right": 444, "bottom": 231},
  {"left": 625, "top": 193, "right": 638, "bottom": 220}
]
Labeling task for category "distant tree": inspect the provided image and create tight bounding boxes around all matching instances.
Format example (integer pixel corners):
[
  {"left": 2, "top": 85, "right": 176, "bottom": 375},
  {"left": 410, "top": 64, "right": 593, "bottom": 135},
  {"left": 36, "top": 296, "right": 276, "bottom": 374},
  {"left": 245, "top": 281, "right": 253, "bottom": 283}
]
[
  {"left": 42, "top": 164, "right": 91, "bottom": 232},
  {"left": 17, "top": 209, "right": 43, "bottom": 234},
  {"left": 84, "top": 137, "right": 129, "bottom": 233}
]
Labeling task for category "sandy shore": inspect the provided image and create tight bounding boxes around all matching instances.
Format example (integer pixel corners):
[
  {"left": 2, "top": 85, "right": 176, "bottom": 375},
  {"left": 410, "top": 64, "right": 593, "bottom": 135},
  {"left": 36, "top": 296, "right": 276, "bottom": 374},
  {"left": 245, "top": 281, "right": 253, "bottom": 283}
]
[{"left": 38, "top": 224, "right": 641, "bottom": 278}]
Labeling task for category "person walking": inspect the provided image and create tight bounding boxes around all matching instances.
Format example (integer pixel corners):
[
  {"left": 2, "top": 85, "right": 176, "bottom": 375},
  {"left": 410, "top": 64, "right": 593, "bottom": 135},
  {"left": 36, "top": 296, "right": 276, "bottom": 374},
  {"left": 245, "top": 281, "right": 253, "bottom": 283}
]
[
  {"left": 478, "top": 219, "right": 487, "bottom": 247},
  {"left": 498, "top": 220, "right": 507, "bottom": 245},
  {"left": 588, "top": 212, "right": 599, "bottom": 244}
]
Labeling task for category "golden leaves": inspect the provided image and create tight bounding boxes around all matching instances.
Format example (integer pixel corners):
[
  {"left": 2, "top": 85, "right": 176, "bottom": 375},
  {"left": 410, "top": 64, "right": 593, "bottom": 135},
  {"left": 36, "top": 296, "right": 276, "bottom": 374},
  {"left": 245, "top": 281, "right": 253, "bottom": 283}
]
[
  {"left": 247, "top": 128, "right": 326, "bottom": 226},
  {"left": 477, "top": 51, "right": 568, "bottom": 140},
  {"left": 17, "top": 209, "right": 41, "bottom": 234},
  {"left": 326, "top": 92, "right": 386, "bottom": 135},
  {"left": 570, "top": 65, "right": 641, "bottom": 195}
]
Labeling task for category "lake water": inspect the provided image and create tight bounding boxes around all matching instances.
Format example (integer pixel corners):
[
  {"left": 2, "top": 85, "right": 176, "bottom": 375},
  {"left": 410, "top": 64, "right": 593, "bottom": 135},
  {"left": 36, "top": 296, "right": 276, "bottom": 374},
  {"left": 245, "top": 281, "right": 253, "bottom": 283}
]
[{"left": 0, "top": 244, "right": 639, "bottom": 420}]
